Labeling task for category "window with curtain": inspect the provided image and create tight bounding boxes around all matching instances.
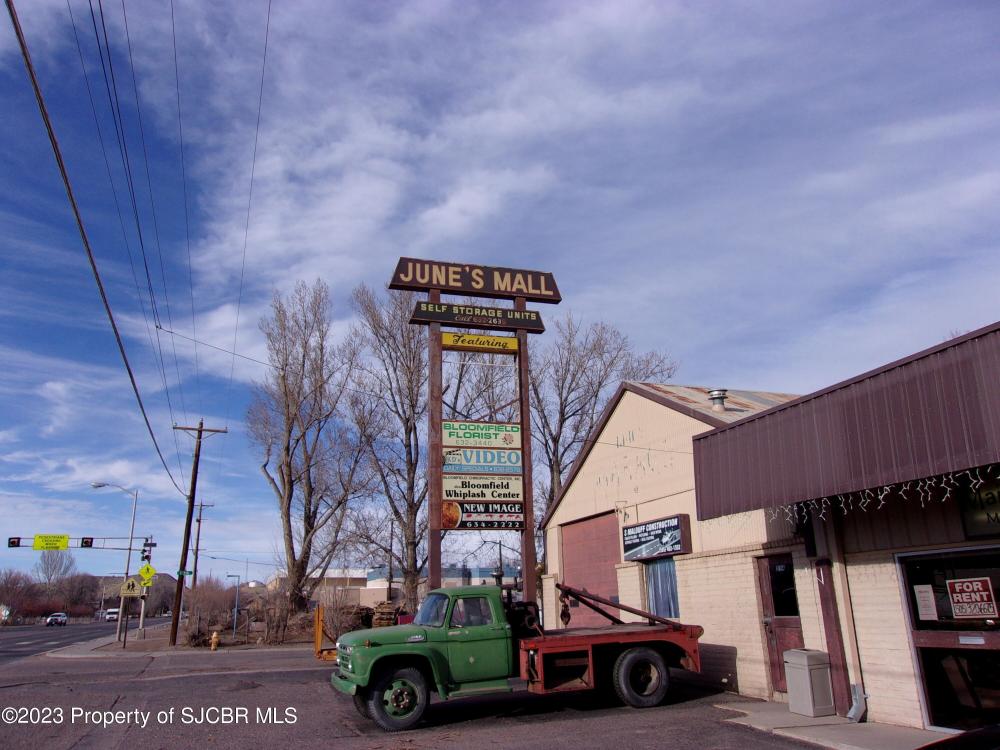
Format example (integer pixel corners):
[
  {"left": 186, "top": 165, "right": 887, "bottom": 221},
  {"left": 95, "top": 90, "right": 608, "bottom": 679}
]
[{"left": 645, "top": 557, "right": 679, "bottom": 618}]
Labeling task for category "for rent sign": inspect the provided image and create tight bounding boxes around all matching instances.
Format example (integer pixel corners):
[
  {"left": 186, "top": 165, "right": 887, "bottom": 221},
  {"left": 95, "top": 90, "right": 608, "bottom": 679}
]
[{"left": 946, "top": 577, "right": 998, "bottom": 619}]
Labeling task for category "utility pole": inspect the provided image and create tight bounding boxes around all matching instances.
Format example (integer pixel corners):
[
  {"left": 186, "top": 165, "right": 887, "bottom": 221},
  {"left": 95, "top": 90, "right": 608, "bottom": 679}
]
[
  {"left": 169, "top": 420, "right": 227, "bottom": 646},
  {"left": 191, "top": 501, "right": 214, "bottom": 591}
]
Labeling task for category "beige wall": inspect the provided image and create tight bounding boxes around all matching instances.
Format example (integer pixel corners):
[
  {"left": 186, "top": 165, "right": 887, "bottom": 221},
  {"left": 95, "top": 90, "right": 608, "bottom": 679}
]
[{"left": 544, "top": 391, "right": 832, "bottom": 699}]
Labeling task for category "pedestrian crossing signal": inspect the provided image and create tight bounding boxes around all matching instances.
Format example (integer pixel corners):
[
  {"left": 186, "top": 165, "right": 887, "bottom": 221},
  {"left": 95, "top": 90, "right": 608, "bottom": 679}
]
[
  {"left": 81, "top": 537, "right": 94, "bottom": 548},
  {"left": 7, "top": 537, "right": 19, "bottom": 548}
]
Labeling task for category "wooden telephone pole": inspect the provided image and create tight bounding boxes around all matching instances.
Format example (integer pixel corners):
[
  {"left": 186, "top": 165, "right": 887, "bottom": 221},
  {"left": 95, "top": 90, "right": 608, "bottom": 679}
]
[
  {"left": 191, "top": 501, "right": 214, "bottom": 591},
  {"left": 169, "top": 420, "right": 227, "bottom": 646}
]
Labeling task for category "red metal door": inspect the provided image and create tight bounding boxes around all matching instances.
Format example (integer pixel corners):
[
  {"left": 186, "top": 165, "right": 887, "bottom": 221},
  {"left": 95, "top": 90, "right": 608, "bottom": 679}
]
[
  {"left": 757, "top": 554, "right": 804, "bottom": 692},
  {"left": 561, "top": 513, "right": 620, "bottom": 627}
]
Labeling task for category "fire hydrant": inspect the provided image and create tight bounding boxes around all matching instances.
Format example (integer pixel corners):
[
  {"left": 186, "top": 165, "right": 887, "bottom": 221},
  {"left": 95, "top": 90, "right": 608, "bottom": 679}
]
[{"left": 210, "top": 630, "right": 220, "bottom": 651}]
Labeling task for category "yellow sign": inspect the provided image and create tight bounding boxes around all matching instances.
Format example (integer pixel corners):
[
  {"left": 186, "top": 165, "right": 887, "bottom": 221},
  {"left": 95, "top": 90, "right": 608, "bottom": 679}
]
[
  {"left": 138, "top": 563, "right": 156, "bottom": 581},
  {"left": 442, "top": 332, "right": 518, "bottom": 353},
  {"left": 32, "top": 534, "right": 69, "bottom": 551},
  {"left": 120, "top": 578, "right": 141, "bottom": 597}
]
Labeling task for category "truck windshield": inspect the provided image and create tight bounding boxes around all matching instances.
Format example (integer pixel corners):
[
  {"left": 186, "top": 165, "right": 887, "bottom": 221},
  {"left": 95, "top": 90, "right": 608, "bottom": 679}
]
[{"left": 413, "top": 593, "right": 448, "bottom": 627}]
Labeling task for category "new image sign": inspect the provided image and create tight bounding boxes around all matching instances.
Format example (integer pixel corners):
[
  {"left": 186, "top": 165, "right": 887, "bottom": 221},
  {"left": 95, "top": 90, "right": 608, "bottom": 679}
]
[
  {"left": 443, "top": 420, "right": 521, "bottom": 449},
  {"left": 410, "top": 302, "right": 545, "bottom": 333},
  {"left": 443, "top": 474, "right": 523, "bottom": 502},
  {"left": 622, "top": 515, "right": 691, "bottom": 561},
  {"left": 947, "top": 577, "right": 998, "bottom": 619},
  {"left": 443, "top": 448, "right": 522, "bottom": 474},
  {"left": 441, "top": 501, "right": 525, "bottom": 530}
]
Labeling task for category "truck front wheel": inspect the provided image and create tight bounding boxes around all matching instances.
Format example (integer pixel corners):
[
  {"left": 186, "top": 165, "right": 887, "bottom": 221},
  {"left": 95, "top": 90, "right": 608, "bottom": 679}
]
[
  {"left": 352, "top": 692, "right": 370, "bottom": 719},
  {"left": 612, "top": 647, "right": 669, "bottom": 708},
  {"left": 366, "top": 667, "right": 428, "bottom": 731}
]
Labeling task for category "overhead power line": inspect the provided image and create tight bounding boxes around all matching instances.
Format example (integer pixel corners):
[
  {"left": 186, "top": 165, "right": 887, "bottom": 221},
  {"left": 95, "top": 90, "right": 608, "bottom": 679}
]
[{"left": 5, "top": 0, "right": 186, "bottom": 495}]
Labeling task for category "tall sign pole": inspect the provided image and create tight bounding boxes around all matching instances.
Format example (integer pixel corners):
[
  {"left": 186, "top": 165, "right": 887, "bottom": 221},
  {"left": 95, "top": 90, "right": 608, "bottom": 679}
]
[
  {"left": 515, "top": 296, "right": 537, "bottom": 602},
  {"left": 389, "top": 258, "right": 560, "bottom": 603},
  {"left": 427, "top": 289, "right": 443, "bottom": 591}
]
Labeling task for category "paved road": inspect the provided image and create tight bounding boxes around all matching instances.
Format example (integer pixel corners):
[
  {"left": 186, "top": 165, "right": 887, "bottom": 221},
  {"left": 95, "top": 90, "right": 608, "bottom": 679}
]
[
  {"left": 0, "top": 646, "right": 817, "bottom": 750},
  {"left": 0, "top": 618, "right": 169, "bottom": 665}
]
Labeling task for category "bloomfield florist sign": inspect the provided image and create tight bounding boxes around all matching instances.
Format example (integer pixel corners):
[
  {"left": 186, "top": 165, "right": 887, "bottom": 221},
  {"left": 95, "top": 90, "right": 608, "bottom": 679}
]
[{"left": 443, "top": 420, "right": 521, "bottom": 449}]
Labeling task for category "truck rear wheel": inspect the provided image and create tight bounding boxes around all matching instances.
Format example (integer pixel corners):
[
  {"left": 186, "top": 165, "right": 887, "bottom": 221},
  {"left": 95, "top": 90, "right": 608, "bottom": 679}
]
[
  {"left": 612, "top": 647, "right": 669, "bottom": 708},
  {"left": 366, "top": 666, "right": 428, "bottom": 731}
]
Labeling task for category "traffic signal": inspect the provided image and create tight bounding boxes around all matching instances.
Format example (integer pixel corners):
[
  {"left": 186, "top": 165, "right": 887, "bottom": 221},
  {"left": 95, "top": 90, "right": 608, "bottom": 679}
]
[
  {"left": 141, "top": 549, "right": 151, "bottom": 562},
  {"left": 7, "top": 537, "right": 19, "bottom": 548},
  {"left": 81, "top": 537, "right": 94, "bottom": 548}
]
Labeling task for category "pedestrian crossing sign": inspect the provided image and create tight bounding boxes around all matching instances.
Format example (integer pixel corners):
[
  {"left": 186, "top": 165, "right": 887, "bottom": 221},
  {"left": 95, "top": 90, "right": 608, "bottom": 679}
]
[{"left": 120, "top": 578, "right": 141, "bottom": 597}]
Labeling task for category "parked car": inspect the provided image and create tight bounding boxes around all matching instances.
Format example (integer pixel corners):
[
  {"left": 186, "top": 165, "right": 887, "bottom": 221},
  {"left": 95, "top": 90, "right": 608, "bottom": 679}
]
[
  {"left": 45, "top": 612, "right": 68, "bottom": 626},
  {"left": 105, "top": 608, "right": 120, "bottom": 622}
]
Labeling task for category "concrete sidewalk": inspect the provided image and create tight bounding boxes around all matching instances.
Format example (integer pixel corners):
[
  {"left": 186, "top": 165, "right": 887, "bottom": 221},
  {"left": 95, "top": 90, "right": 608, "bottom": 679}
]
[{"left": 720, "top": 700, "right": 949, "bottom": 750}]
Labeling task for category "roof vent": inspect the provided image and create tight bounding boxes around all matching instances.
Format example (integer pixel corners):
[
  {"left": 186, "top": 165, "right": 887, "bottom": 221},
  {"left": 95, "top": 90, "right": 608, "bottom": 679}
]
[{"left": 708, "top": 388, "right": 728, "bottom": 412}]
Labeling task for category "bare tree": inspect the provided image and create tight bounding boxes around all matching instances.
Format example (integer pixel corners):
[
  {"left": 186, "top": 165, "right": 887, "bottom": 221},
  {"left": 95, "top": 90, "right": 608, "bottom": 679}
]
[
  {"left": 248, "top": 279, "right": 373, "bottom": 611},
  {"left": 530, "top": 315, "right": 676, "bottom": 510},
  {"left": 0, "top": 569, "right": 37, "bottom": 622},
  {"left": 33, "top": 551, "right": 76, "bottom": 593},
  {"left": 350, "top": 285, "right": 428, "bottom": 612}
]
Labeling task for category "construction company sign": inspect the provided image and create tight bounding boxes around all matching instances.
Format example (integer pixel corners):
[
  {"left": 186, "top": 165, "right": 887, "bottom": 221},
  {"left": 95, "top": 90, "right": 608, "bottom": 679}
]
[
  {"left": 622, "top": 515, "right": 692, "bottom": 562},
  {"left": 443, "top": 420, "right": 521, "bottom": 449},
  {"left": 947, "top": 577, "right": 998, "bottom": 619},
  {"left": 390, "top": 257, "right": 561, "bottom": 303}
]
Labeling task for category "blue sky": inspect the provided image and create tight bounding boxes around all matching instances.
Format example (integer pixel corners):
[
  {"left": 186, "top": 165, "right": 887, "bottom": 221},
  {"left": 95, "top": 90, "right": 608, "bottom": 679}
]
[{"left": 2, "top": 1, "right": 999, "bottom": 578}]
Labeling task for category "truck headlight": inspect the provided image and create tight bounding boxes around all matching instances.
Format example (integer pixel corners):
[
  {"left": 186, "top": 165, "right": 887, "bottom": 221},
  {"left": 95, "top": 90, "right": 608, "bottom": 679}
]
[{"left": 336, "top": 642, "right": 353, "bottom": 655}]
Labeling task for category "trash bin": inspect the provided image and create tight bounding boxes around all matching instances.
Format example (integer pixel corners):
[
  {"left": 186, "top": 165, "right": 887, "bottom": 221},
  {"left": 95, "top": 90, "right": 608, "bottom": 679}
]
[{"left": 783, "top": 649, "right": 835, "bottom": 717}]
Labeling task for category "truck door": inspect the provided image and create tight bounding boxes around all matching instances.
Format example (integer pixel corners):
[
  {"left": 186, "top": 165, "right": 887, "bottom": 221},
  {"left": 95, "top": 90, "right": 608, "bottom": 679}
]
[{"left": 446, "top": 595, "right": 511, "bottom": 683}]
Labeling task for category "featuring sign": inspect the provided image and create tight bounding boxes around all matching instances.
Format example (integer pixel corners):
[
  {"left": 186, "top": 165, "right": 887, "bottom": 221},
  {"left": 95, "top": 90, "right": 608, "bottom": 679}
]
[
  {"left": 138, "top": 563, "right": 156, "bottom": 581},
  {"left": 913, "top": 584, "right": 939, "bottom": 621},
  {"left": 443, "top": 420, "right": 521, "bottom": 449},
  {"left": 32, "top": 534, "right": 69, "bottom": 551},
  {"left": 622, "top": 515, "right": 692, "bottom": 561},
  {"left": 411, "top": 302, "right": 544, "bottom": 333},
  {"left": 442, "top": 331, "right": 518, "bottom": 354},
  {"left": 946, "top": 577, "right": 997, "bottom": 619},
  {"left": 961, "top": 477, "right": 1000, "bottom": 539},
  {"left": 119, "top": 578, "right": 141, "bottom": 597},
  {"left": 443, "top": 474, "right": 523, "bottom": 502},
  {"left": 443, "top": 448, "right": 522, "bottom": 475},
  {"left": 390, "top": 257, "right": 561, "bottom": 303},
  {"left": 441, "top": 501, "right": 525, "bottom": 530}
]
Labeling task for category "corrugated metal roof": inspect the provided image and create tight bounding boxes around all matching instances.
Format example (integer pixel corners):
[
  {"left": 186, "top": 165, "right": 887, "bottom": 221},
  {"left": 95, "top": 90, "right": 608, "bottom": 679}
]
[
  {"left": 539, "top": 381, "right": 799, "bottom": 529},
  {"left": 694, "top": 321, "right": 1000, "bottom": 520},
  {"left": 637, "top": 383, "right": 799, "bottom": 424}
]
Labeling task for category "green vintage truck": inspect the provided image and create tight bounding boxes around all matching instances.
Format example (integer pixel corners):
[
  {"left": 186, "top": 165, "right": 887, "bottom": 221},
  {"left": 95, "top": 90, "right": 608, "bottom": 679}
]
[{"left": 330, "top": 584, "right": 703, "bottom": 731}]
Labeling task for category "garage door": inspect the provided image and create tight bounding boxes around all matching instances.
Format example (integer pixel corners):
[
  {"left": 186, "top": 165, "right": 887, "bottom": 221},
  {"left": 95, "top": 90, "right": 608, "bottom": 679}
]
[{"left": 560, "top": 512, "right": 620, "bottom": 627}]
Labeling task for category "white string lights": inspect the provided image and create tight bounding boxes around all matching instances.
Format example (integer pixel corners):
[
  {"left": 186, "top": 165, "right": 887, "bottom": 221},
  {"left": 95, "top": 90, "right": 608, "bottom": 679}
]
[{"left": 769, "top": 463, "right": 996, "bottom": 528}]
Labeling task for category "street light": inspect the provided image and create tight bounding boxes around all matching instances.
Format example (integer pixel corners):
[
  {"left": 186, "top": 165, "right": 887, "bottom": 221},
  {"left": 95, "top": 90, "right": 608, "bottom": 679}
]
[
  {"left": 91, "top": 482, "right": 138, "bottom": 641},
  {"left": 227, "top": 574, "right": 240, "bottom": 640}
]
